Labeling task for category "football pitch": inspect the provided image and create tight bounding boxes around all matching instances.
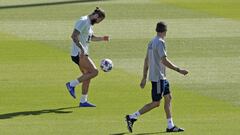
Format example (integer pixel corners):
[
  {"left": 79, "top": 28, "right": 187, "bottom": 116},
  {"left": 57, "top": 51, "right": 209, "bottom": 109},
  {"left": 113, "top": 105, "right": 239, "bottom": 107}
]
[{"left": 0, "top": 0, "right": 239, "bottom": 134}]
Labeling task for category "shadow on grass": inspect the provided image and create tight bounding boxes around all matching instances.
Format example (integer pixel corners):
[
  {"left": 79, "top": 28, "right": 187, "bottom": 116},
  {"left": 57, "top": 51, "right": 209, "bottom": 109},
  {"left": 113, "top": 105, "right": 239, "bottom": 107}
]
[
  {"left": 133, "top": 131, "right": 167, "bottom": 135},
  {"left": 110, "top": 131, "right": 167, "bottom": 135},
  {"left": 109, "top": 132, "right": 129, "bottom": 135},
  {"left": 0, "top": 106, "right": 78, "bottom": 119},
  {"left": 0, "top": 0, "right": 108, "bottom": 10}
]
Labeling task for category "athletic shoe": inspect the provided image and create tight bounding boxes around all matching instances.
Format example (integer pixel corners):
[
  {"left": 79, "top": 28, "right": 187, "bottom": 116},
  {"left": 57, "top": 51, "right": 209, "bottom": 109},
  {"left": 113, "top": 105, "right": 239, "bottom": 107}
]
[
  {"left": 166, "top": 126, "right": 184, "bottom": 132},
  {"left": 125, "top": 115, "right": 137, "bottom": 133},
  {"left": 66, "top": 82, "right": 76, "bottom": 99},
  {"left": 79, "top": 102, "right": 96, "bottom": 107}
]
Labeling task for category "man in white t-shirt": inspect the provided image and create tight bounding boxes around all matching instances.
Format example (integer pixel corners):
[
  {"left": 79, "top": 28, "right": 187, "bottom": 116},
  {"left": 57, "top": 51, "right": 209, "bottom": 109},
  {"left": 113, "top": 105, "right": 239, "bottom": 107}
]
[
  {"left": 66, "top": 7, "right": 109, "bottom": 107},
  {"left": 125, "top": 22, "right": 189, "bottom": 132}
]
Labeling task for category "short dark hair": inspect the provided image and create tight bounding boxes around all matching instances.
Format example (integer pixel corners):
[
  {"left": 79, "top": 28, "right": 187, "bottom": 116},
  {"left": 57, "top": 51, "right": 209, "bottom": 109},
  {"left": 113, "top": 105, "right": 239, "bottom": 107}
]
[
  {"left": 156, "top": 22, "right": 167, "bottom": 33},
  {"left": 91, "top": 7, "right": 105, "bottom": 18}
]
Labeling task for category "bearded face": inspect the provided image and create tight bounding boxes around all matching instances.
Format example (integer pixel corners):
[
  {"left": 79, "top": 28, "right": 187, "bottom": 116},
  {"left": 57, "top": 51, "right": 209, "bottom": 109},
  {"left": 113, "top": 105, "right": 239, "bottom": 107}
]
[
  {"left": 90, "top": 18, "right": 97, "bottom": 25},
  {"left": 90, "top": 15, "right": 104, "bottom": 25}
]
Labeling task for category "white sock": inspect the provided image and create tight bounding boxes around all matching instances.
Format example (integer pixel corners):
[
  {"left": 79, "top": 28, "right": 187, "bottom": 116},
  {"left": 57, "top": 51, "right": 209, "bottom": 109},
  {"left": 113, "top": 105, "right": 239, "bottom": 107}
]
[
  {"left": 70, "top": 79, "right": 79, "bottom": 87},
  {"left": 80, "top": 95, "right": 88, "bottom": 103},
  {"left": 129, "top": 111, "right": 141, "bottom": 119},
  {"left": 167, "top": 118, "right": 174, "bottom": 129}
]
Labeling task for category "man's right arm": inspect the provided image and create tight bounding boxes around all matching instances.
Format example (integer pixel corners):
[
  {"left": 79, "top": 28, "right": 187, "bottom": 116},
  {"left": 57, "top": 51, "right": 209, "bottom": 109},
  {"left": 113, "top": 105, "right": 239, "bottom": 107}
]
[
  {"left": 71, "top": 29, "right": 84, "bottom": 54},
  {"left": 140, "top": 52, "right": 149, "bottom": 89}
]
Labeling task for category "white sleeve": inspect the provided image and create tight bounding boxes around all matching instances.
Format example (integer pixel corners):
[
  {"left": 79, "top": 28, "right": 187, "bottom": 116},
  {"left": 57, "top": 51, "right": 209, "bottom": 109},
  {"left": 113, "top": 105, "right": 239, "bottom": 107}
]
[
  {"left": 157, "top": 41, "right": 167, "bottom": 58},
  {"left": 74, "top": 19, "right": 86, "bottom": 33}
]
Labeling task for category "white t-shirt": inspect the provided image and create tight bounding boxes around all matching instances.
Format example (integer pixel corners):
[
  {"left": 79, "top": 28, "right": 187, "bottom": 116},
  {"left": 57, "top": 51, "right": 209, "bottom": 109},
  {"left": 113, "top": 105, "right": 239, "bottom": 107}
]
[
  {"left": 71, "top": 16, "right": 93, "bottom": 56},
  {"left": 147, "top": 36, "right": 167, "bottom": 82}
]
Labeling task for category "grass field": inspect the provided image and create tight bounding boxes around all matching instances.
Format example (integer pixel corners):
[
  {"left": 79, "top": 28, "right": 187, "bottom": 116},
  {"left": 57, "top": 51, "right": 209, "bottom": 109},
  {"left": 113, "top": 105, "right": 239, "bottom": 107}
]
[{"left": 0, "top": 0, "right": 239, "bottom": 134}]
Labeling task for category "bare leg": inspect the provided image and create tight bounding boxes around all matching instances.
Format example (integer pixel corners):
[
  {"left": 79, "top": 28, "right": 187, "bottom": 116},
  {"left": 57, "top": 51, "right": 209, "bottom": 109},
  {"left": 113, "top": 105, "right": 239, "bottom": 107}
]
[
  {"left": 126, "top": 101, "right": 160, "bottom": 133},
  {"left": 164, "top": 94, "right": 172, "bottom": 119},
  {"left": 77, "top": 55, "right": 98, "bottom": 83},
  {"left": 77, "top": 56, "right": 98, "bottom": 106},
  {"left": 77, "top": 70, "right": 98, "bottom": 83},
  {"left": 82, "top": 79, "right": 90, "bottom": 95},
  {"left": 139, "top": 101, "right": 160, "bottom": 115}
]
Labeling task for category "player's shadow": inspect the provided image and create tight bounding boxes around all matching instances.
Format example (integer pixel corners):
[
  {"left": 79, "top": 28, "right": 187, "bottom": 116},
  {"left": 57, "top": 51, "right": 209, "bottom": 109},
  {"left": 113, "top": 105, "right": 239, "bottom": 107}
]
[
  {"left": 109, "top": 132, "right": 129, "bottom": 135},
  {"left": 0, "top": 0, "right": 109, "bottom": 10},
  {"left": 110, "top": 131, "right": 166, "bottom": 135},
  {"left": 110, "top": 132, "right": 167, "bottom": 135},
  {"left": 133, "top": 132, "right": 167, "bottom": 135},
  {"left": 0, "top": 106, "right": 78, "bottom": 120}
]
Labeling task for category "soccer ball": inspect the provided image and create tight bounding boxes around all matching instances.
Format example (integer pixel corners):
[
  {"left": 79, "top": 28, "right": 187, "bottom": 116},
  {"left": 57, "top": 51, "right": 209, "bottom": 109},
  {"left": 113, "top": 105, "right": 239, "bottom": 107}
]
[{"left": 100, "top": 58, "right": 113, "bottom": 72}]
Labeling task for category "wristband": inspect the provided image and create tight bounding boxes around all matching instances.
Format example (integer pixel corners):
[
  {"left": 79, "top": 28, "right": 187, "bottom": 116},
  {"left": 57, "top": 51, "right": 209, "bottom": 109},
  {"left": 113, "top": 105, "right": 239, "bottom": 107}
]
[{"left": 103, "top": 36, "right": 109, "bottom": 41}]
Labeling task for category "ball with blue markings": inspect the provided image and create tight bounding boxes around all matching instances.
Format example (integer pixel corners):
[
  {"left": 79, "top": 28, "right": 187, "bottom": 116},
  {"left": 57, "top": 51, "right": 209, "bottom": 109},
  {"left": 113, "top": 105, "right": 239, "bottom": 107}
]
[{"left": 100, "top": 59, "right": 113, "bottom": 72}]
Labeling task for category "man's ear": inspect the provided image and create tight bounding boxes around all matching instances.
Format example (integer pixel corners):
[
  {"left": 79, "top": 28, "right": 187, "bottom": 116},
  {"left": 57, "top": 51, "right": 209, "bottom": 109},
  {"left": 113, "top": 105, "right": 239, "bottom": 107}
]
[{"left": 93, "top": 13, "right": 99, "bottom": 18}]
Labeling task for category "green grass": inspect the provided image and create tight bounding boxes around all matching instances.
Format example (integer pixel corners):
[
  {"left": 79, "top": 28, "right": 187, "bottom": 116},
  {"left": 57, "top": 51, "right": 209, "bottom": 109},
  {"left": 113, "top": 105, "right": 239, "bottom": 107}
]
[
  {"left": 0, "top": 0, "right": 240, "bottom": 134},
  {"left": 160, "top": 0, "right": 240, "bottom": 19}
]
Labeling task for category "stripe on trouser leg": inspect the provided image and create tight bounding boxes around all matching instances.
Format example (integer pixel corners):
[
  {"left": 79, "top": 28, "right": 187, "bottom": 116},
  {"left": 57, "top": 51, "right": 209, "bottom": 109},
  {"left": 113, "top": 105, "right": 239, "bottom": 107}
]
[
  {"left": 157, "top": 81, "right": 161, "bottom": 94},
  {"left": 161, "top": 81, "right": 165, "bottom": 97}
]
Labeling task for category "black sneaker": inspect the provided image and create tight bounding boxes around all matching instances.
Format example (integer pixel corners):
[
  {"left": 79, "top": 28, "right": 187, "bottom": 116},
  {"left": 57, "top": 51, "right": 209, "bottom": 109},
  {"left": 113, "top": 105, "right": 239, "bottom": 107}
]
[
  {"left": 125, "top": 115, "right": 137, "bottom": 133},
  {"left": 166, "top": 125, "right": 184, "bottom": 132}
]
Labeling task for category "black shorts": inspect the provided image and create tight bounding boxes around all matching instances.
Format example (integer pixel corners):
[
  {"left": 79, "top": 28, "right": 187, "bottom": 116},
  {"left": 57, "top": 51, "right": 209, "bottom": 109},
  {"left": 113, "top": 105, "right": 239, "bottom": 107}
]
[
  {"left": 151, "top": 80, "right": 170, "bottom": 101},
  {"left": 71, "top": 54, "right": 89, "bottom": 65},
  {"left": 71, "top": 55, "right": 79, "bottom": 65}
]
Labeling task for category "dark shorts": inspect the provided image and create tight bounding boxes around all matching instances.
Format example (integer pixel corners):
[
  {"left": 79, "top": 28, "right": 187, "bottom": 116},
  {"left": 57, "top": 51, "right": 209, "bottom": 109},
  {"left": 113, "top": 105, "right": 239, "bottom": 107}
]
[
  {"left": 71, "top": 54, "right": 89, "bottom": 65},
  {"left": 151, "top": 80, "right": 170, "bottom": 101},
  {"left": 71, "top": 55, "right": 79, "bottom": 65}
]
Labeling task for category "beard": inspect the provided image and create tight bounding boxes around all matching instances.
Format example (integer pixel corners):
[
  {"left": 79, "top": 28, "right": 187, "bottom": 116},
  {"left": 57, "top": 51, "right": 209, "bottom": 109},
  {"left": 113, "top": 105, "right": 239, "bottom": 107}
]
[{"left": 90, "top": 18, "right": 97, "bottom": 25}]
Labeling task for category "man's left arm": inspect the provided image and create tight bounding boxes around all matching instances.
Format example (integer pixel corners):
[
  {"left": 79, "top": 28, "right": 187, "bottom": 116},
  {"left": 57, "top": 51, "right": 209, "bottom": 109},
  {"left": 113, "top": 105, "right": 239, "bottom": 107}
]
[
  {"left": 161, "top": 56, "right": 189, "bottom": 75},
  {"left": 91, "top": 35, "right": 109, "bottom": 41},
  {"left": 157, "top": 41, "right": 188, "bottom": 75}
]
